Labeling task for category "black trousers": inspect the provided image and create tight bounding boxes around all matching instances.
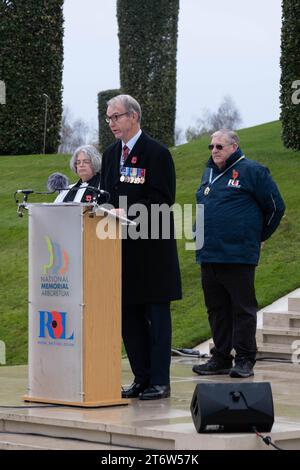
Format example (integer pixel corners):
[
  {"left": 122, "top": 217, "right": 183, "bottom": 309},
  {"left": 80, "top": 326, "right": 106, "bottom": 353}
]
[
  {"left": 122, "top": 302, "right": 171, "bottom": 386},
  {"left": 201, "top": 263, "right": 257, "bottom": 361}
]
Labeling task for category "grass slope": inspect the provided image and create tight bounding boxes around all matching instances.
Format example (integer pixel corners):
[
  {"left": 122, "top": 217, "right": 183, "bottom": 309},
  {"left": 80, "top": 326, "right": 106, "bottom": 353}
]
[{"left": 0, "top": 121, "right": 299, "bottom": 364}]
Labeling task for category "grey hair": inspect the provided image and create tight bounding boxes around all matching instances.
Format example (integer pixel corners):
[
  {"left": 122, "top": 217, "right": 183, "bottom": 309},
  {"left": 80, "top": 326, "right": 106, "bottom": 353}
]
[
  {"left": 107, "top": 94, "right": 142, "bottom": 123},
  {"left": 211, "top": 129, "right": 240, "bottom": 145},
  {"left": 70, "top": 145, "right": 102, "bottom": 174}
]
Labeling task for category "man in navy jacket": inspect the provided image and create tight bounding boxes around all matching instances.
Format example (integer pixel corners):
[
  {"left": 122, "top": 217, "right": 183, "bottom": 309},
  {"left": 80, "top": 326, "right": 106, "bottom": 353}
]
[{"left": 193, "top": 129, "right": 285, "bottom": 378}]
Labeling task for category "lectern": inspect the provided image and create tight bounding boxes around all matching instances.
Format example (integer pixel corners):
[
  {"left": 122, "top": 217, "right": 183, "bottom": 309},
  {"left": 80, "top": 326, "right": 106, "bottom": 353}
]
[{"left": 23, "top": 203, "right": 127, "bottom": 407}]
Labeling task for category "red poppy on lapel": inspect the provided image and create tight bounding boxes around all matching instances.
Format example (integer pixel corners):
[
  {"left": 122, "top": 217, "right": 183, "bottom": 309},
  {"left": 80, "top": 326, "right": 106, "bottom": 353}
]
[
  {"left": 85, "top": 195, "right": 92, "bottom": 202},
  {"left": 232, "top": 169, "right": 239, "bottom": 180},
  {"left": 131, "top": 156, "right": 138, "bottom": 165}
]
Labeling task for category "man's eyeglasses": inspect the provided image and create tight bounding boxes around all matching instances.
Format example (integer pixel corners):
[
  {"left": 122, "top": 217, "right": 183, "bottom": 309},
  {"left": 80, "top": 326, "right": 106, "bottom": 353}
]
[
  {"left": 105, "top": 112, "right": 129, "bottom": 124},
  {"left": 208, "top": 143, "right": 233, "bottom": 151},
  {"left": 75, "top": 159, "right": 91, "bottom": 166}
]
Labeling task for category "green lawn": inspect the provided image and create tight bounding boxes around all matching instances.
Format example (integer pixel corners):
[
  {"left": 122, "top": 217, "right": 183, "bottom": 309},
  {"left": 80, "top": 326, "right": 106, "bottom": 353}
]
[{"left": 1, "top": 121, "right": 300, "bottom": 364}]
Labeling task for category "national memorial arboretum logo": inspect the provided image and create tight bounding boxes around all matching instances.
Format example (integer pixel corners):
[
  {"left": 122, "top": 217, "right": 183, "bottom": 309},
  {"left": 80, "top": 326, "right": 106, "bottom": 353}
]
[{"left": 41, "top": 236, "right": 69, "bottom": 297}]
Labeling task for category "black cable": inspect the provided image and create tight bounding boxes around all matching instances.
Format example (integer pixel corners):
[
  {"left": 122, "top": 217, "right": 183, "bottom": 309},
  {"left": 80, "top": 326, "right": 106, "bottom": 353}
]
[
  {"left": 171, "top": 348, "right": 209, "bottom": 358},
  {"left": 172, "top": 349, "right": 295, "bottom": 363},
  {"left": 60, "top": 185, "right": 110, "bottom": 204},
  {"left": 252, "top": 426, "right": 284, "bottom": 450},
  {"left": 14, "top": 186, "right": 110, "bottom": 205}
]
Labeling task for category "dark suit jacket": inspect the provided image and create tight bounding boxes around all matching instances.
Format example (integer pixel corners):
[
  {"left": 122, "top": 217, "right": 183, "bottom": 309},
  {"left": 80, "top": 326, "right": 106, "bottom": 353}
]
[{"left": 101, "top": 131, "right": 182, "bottom": 305}]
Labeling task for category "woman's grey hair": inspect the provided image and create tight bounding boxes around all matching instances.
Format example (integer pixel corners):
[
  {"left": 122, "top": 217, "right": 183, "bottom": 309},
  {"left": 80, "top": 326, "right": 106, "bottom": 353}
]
[
  {"left": 211, "top": 129, "right": 240, "bottom": 145},
  {"left": 70, "top": 145, "right": 102, "bottom": 175},
  {"left": 107, "top": 94, "right": 142, "bottom": 123}
]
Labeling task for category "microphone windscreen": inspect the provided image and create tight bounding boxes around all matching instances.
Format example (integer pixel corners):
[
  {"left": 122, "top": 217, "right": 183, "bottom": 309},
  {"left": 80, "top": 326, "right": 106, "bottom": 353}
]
[{"left": 47, "top": 173, "right": 69, "bottom": 192}]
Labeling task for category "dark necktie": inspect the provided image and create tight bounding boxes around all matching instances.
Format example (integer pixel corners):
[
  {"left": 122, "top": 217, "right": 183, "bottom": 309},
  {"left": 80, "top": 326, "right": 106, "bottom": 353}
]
[
  {"left": 122, "top": 145, "right": 129, "bottom": 161},
  {"left": 120, "top": 144, "right": 129, "bottom": 168}
]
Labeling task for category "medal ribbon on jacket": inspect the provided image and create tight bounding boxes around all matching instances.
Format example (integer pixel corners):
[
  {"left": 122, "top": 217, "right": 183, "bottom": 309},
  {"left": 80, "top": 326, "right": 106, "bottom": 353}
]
[{"left": 204, "top": 156, "right": 245, "bottom": 196}]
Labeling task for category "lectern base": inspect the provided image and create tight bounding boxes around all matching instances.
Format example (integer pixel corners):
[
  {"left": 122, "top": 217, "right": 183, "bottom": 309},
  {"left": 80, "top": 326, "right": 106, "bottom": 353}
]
[{"left": 23, "top": 395, "right": 129, "bottom": 408}]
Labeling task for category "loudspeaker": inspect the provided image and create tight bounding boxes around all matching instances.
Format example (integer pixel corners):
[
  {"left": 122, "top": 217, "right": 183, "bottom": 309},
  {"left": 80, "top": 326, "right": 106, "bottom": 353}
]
[{"left": 190, "top": 382, "right": 274, "bottom": 433}]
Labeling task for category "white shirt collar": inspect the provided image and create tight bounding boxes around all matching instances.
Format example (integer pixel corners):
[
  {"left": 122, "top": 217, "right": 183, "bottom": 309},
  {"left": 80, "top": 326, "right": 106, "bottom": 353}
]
[{"left": 122, "top": 129, "right": 142, "bottom": 153}]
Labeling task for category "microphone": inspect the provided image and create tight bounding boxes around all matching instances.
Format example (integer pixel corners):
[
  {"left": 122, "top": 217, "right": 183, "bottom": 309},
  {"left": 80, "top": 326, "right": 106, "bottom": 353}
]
[
  {"left": 46, "top": 173, "right": 110, "bottom": 203},
  {"left": 87, "top": 186, "right": 110, "bottom": 196},
  {"left": 47, "top": 173, "right": 69, "bottom": 192},
  {"left": 82, "top": 186, "right": 111, "bottom": 203},
  {"left": 16, "top": 189, "right": 35, "bottom": 195},
  {"left": 14, "top": 189, "right": 35, "bottom": 206}
]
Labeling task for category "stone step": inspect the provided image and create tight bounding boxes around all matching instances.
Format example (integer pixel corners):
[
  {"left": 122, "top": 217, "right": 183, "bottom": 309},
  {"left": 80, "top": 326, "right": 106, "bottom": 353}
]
[
  {"left": 0, "top": 432, "right": 133, "bottom": 450},
  {"left": 288, "top": 297, "right": 300, "bottom": 312},
  {"left": 0, "top": 411, "right": 177, "bottom": 450},
  {"left": 257, "top": 327, "right": 300, "bottom": 347},
  {"left": 263, "top": 311, "right": 300, "bottom": 329},
  {"left": 256, "top": 343, "right": 298, "bottom": 360}
]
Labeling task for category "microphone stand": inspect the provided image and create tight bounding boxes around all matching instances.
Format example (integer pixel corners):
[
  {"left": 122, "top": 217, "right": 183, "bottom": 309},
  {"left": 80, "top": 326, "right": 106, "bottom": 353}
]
[
  {"left": 14, "top": 186, "right": 110, "bottom": 218},
  {"left": 17, "top": 202, "right": 27, "bottom": 218},
  {"left": 55, "top": 185, "right": 110, "bottom": 204},
  {"left": 14, "top": 191, "right": 30, "bottom": 217}
]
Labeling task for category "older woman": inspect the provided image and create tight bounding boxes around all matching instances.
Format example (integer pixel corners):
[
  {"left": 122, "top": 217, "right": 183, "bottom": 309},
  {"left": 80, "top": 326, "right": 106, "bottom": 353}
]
[{"left": 55, "top": 145, "right": 102, "bottom": 203}]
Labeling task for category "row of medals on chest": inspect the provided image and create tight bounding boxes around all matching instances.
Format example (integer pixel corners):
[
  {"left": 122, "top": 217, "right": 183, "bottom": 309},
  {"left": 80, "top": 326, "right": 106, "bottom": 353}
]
[
  {"left": 120, "top": 164, "right": 145, "bottom": 184},
  {"left": 120, "top": 175, "right": 145, "bottom": 184}
]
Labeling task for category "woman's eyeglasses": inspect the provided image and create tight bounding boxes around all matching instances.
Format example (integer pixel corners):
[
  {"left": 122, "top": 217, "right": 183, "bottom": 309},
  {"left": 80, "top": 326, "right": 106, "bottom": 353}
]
[{"left": 75, "top": 159, "right": 91, "bottom": 166}]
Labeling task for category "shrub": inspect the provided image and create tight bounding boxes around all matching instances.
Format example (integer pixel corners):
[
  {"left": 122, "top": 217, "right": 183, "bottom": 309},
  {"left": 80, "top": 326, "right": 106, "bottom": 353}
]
[
  {"left": 0, "top": 0, "right": 64, "bottom": 155},
  {"left": 98, "top": 88, "right": 121, "bottom": 152},
  {"left": 280, "top": 0, "right": 300, "bottom": 151},
  {"left": 117, "top": 0, "right": 179, "bottom": 147}
]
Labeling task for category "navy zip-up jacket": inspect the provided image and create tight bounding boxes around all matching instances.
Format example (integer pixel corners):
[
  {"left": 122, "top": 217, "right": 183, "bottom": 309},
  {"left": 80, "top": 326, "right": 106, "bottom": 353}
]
[{"left": 195, "top": 148, "right": 285, "bottom": 265}]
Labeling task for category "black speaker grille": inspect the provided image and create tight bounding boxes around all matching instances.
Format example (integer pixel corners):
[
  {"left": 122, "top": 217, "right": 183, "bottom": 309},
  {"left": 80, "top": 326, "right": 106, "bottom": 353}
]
[{"left": 190, "top": 382, "right": 274, "bottom": 433}]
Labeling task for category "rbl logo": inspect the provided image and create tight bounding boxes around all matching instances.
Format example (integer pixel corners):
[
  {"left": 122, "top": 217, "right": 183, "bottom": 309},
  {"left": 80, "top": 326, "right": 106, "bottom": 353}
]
[
  {"left": 39, "top": 310, "right": 74, "bottom": 340},
  {"left": 228, "top": 170, "right": 241, "bottom": 188}
]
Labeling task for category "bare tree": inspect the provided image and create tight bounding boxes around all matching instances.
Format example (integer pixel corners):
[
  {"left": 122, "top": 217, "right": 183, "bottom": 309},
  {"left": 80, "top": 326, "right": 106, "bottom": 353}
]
[
  {"left": 71, "top": 119, "right": 90, "bottom": 150},
  {"left": 185, "top": 95, "right": 242, "bottom": 142},
  {"left": 185, "top": 109, "right": 211, "bottom": 142},
  {"left": 58, "top": 107, "right": 73, "bottom": 153},
  {"left": 210, "top": 95, "right": 242, "bottom": 131},
  {"left": 58, "top": 107, "right": 98, "bottom": 153},
  {"left": 174, "top": 126, "right": 184, "bottom": 145}
]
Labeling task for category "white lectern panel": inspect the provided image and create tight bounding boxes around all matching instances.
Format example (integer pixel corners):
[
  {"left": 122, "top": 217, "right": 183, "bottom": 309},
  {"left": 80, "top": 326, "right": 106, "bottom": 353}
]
[{"left": 28, "top": 204, "right": 83, "bottom": 402}]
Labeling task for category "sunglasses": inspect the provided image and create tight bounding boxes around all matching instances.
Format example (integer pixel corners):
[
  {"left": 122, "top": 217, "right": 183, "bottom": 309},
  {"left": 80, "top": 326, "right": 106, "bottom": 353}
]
[{"left": 208, "top": 143, "right": 233, "bottom": 151}]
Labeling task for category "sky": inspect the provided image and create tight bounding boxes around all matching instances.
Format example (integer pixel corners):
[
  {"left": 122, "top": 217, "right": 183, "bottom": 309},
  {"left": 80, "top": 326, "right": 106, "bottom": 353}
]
[{"left": 63, "top": 0, "right": 282, "bottom": 140}]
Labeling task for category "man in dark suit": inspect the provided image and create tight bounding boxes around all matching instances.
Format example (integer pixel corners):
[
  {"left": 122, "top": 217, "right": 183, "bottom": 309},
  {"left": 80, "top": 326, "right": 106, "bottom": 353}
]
[{"left": 101, "top": 94, "right": 182, "bottom": 400}]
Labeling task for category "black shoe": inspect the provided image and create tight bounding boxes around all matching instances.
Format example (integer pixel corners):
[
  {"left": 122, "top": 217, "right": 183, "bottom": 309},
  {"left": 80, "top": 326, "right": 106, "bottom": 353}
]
[
  {"left": 139, "top": 385, "right": 170, "bottom": 400},
  {"left": 230, "top": 359, "right": 254, "bottom": 378},
  {"left": 192, "top": 356, "right": 232, "bottom": 376},
  {"left": 121, "top": 382, "right": 148, "bottom": 398}
]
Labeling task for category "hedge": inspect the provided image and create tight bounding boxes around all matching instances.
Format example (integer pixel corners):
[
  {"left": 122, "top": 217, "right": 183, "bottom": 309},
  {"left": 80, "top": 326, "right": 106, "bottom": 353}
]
[
  {"left": 0, "top": 0, "right": 63, "bottom": 155},
  {"left": 117, "top": 0, "right": 179, "bottom": 147},
  {"left": 98, "top": 88, "right": 122, "bottom": 152},
  {"left": 280, "top": 0, "right": 300, "bottom": 151}
]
